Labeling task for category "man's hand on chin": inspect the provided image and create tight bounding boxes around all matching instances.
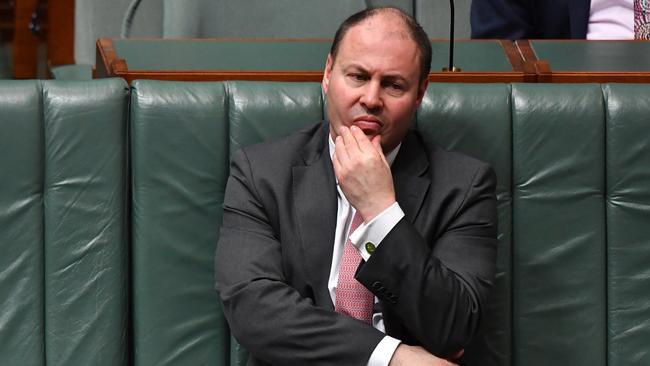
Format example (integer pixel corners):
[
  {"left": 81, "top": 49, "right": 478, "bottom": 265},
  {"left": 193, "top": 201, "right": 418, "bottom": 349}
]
[
  {"left": 332, "top": 125, "right": 396, "bottom": 222},
  {"left": 388, "top": 344, "right": 459, "bottom": 366}
]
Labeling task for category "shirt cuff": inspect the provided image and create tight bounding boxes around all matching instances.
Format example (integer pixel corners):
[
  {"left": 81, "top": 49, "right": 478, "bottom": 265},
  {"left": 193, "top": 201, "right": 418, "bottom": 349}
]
[
  {"left": 350, "top": 202, "right": 405, "bottom": 261},
  {"left": 367, "top": 335, "right": 401, "bottom": 366}
]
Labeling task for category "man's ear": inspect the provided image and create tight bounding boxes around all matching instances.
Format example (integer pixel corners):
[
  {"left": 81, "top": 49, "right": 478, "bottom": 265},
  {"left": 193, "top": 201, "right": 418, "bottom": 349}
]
[
  {"left": 415, "top": 79, "right": 429, "bottom": 107},
  {"left": 322, "top": 54, "right": 333, "bottom": 94}
]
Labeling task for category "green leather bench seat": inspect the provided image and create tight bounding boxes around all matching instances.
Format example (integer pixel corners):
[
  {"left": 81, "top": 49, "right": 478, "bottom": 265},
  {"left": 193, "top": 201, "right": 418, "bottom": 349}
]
[
  {"left": 0, "top": 79, "right": 129, "bottom": 366},
  {"left": 513, "top": 84, "right": 606, "bottom": 365},
  {"left": 1, "top": 79, "right": 649, "bottom": 366}
]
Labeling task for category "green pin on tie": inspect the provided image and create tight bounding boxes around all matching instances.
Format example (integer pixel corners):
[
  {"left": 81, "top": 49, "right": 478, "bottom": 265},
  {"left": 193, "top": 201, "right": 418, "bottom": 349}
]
[{"left": 365, "top": 242, "right": 376, "bottom": 254}]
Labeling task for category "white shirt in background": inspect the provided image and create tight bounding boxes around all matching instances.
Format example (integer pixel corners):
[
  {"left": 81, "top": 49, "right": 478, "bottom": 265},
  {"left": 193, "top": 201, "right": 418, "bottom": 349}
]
[{"left": 588, "top": 0, "right": 634, "bottom": 39}]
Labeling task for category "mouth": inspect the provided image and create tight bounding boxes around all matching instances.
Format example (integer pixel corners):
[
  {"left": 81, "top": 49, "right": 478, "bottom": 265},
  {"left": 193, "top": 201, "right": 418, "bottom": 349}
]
[{"left": 352, "top": 116, "right": 383, "bottom": 135}]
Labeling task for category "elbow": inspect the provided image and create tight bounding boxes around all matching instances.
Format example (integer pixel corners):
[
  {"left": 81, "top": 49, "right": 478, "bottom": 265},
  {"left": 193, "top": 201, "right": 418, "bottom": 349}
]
[{"left": 422, "top": 277, "right": 488, "bottom": 357}]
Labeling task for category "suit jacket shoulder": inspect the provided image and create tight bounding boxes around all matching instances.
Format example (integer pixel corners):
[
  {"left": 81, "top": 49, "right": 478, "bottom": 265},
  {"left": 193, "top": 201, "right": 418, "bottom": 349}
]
[{"left": 236, "top": 122, "right": 326, "bottom": 168}]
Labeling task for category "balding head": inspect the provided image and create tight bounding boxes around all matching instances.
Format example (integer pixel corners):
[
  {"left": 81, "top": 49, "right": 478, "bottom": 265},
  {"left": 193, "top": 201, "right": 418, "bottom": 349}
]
[{"left": 329, "top": 7, "right": 432, "bottom": 84}]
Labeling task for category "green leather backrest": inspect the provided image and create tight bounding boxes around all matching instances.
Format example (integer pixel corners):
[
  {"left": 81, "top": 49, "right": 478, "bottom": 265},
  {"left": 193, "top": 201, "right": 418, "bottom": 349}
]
[
  {"left": 227, "top": 82, "right": 323, "bottom": 154},
  {"left": 603, "top": 84, "right": 650, "bottom": 366},
  {"left": 130, "top": 80, "right": 231, "bottom": 366},
  {"left": 0, "top": 81, "right": 44, "bottom": 366},
  {"left": 0, "top": 78, "right": 129, "bottom": 366},
  {"left": 508, "top": 83, "right": 650, "bottom": 366},
  {"left": 512, "top": 84, "right": 607, "bottom": 366}
]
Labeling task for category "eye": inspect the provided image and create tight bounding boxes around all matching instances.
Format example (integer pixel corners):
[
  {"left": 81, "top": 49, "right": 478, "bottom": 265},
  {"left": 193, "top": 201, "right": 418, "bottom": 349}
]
[
  {"left": 381, "top": 80, "right": 406, "bottom": 95},
  {"left": 381, "top": 80, "right": 404, "bottom": 90},
  {"left": 388, "top": 82, "right": 403, "bottom": 90},
  {"left": 348, "top": 73, "right": 368, "bottom": 82}
]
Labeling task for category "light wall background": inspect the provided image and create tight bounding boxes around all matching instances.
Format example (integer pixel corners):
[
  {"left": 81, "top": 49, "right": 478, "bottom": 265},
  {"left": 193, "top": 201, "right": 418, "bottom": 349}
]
[{"left": 74, "top": 0, "right": 470, "bottom": 66}]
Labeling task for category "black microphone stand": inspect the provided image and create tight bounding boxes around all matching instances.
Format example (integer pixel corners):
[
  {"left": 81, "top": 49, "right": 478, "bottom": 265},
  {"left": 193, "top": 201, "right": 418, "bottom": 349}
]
[
  {"left": 443, "top": 0, "right": 461, "bottom": 72},
  {"left": 121, "top": 0, "right": 144, "bottom": 38}
]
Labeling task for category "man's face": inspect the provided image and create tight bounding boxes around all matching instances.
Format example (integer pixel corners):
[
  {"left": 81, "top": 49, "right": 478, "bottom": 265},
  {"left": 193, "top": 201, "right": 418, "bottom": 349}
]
[{"left": 322, "top": 14, "right": 428, "bottom": 153}]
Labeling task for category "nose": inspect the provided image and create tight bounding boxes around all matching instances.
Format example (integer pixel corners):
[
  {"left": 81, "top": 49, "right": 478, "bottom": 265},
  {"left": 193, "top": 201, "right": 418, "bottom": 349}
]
[{"left": 359, "top": 80, "right": 382, "bottom": 111}]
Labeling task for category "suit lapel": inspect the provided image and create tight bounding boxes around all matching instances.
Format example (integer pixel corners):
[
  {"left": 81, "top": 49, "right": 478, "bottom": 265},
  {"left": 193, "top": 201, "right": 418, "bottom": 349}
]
[
  {"left": 292, "top": 124, "right": 338, "bottom": 309},
  {"left": 392, "top": 131, "right": 431, "bottom": 223}
]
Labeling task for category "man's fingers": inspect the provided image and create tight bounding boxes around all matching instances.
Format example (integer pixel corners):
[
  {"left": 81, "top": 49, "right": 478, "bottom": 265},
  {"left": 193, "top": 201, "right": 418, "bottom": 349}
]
[
  {"left": 334, "top": 134, "right": 350, "bottom": 165},
  {"left": 331, "top": 149, "right": 349, "bottom": 185},
  {"left": 339, "top": 126, "right": 361, "bottom": 156},
  {"left": 334, "top": 134, "right": 346, "bottom": 156},
  {"left": 350, "top": 125, "right": 375, "bottom": 151}
]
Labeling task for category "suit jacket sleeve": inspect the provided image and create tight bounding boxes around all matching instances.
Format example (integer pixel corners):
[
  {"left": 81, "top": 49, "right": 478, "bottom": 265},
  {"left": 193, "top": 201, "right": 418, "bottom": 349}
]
[
  {"left": 470, "top": 0, "right": 534, "bottom": 39},
  {"left": 356, "top": 163, "right": 498, "bottom": 358},
  {"left": 215, "top": 149, "right": 384, "bottom": 366}
]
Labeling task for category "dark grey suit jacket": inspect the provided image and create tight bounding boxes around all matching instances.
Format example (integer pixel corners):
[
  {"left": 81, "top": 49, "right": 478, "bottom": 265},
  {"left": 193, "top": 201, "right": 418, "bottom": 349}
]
[{"left": 216, "top": 122, "right": 498, "bottom": 366}]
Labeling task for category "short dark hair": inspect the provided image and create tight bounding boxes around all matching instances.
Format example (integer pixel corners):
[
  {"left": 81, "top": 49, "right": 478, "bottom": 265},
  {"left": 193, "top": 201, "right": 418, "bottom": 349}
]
[{"left": 329, "top": 7, "right": 432, "bottom": 84}]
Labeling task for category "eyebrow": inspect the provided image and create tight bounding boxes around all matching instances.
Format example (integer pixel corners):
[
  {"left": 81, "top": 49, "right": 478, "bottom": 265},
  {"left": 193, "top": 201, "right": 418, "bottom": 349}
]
[
  {"left": 342, "top": 64, "right": 410, "bottom": 84},
  {"left": 341, "top": 64, "right": 368, "bottom": 74}
]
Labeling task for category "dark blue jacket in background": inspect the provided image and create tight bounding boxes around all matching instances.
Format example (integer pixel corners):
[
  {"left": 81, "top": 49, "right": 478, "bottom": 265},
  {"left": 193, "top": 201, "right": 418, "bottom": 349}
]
[{"left": 470, "top": 0, "right": 591, "bottom": 39}]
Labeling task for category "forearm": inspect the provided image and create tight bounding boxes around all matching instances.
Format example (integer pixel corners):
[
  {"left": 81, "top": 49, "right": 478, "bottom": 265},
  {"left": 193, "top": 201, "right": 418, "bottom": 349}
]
[
  {"left": 389, "top": 344, "right": 459, "bottom": 366},
  {"left": 358, "top": 222, "right": 490, "bottom": 354},
  {"left": 356, "top": 166, "right": 498, "bottom": 356},
  {"left": 216, "top": 211, "right": 385, "bottom": 365},
  {"left": 218, "top": 271, "right": 384, "bottom": 366}
]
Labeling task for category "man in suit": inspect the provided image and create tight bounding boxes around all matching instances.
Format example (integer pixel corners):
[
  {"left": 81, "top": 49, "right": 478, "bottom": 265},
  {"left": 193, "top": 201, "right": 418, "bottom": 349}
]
[
  {"left": 216, "top": 7, "right": 497, "bottom": 366},
  {"left": 470, "top": 0, "right": 592, "bottom": 39}
]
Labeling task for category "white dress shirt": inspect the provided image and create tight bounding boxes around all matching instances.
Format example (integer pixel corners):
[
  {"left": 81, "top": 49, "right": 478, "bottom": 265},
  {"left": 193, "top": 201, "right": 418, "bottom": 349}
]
[
  {"left": 588, "top": 0, "right": 634, "bottom": 39},
  {"left": 327, "top": 135, "right": 405, "bottom": 366}
]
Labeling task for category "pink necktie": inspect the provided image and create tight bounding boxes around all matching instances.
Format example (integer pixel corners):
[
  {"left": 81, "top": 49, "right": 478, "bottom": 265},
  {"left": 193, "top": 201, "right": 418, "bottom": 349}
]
[
  {"left": 635, "top": 0, "right": 649, "bottom": 39},
  {"left": 335, "top": 211, "right": 374, "bottom": 324}
]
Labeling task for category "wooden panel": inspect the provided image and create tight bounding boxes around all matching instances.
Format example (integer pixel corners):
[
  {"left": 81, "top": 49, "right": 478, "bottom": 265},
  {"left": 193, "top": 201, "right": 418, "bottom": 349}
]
[
  {"left": 47, "top": 0, "right": 74, "bottom": 66},
  {"left": 12, "top": 0, "right": 40, "bottom": 78}
]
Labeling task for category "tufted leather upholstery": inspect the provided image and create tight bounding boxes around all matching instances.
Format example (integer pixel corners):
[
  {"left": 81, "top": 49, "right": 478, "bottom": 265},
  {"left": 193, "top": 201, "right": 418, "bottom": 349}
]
[
  {"left": 1, "top": 79, "right": 649, "bottom": 366},
  {"left": 0, "top": 78, "right": 129, "bottom": 366}
]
